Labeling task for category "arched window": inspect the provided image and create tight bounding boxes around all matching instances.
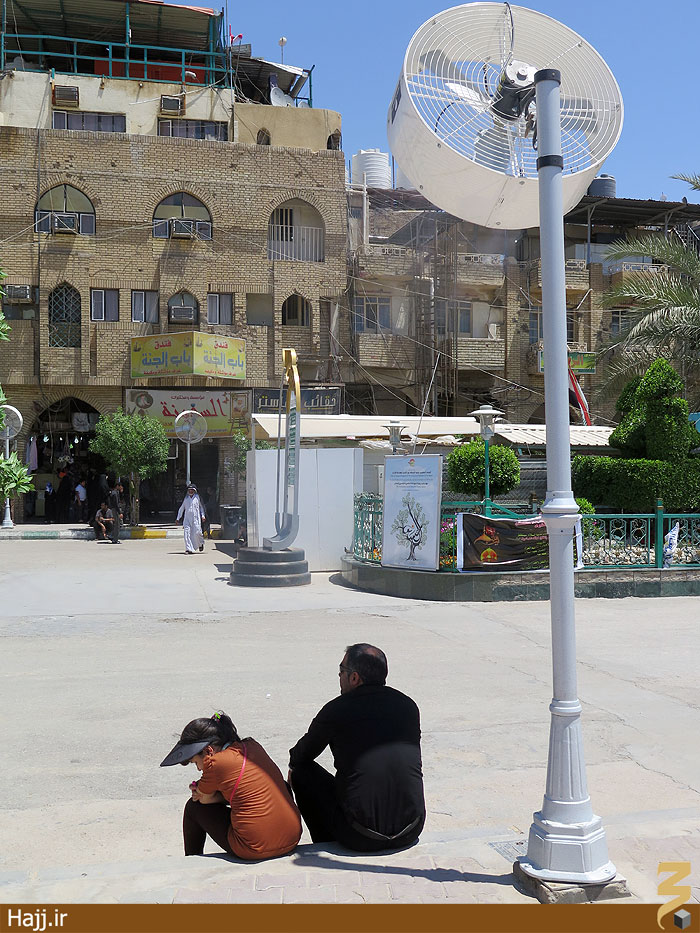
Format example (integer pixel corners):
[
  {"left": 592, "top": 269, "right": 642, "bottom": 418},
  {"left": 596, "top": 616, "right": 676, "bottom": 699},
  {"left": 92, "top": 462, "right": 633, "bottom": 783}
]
[
  {"left": 168, "top": 291, "right": 199, "bottom": 324},
  {"left": 256, "top": 128, "right": 271, "bottom": 146},
  {"left": 35, "top": 185, "right": 95, "bottom": 235},
  {"left": 268, "top": 199, "right": 325, "bottom": 262},
  {"left": 153, "top": 193, "right": 212, "bottom": 240},
  {"left": 48, "top": 284, "right": 81, "bottom": 347},
  {"left": 281, "top": 294, "right": 311, "bottom": 327},
  {"left": 327, "top": 130, "right": 342, "bottom": 151}
]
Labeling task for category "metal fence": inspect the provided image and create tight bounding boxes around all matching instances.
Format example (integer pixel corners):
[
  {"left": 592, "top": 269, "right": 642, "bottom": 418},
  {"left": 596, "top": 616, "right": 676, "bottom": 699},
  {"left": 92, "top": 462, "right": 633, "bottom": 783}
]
[
  {"left": 353, "top": 494, "right": 700, "bottom": 571},
  {"left": 267, "top": 225, "right": 325, "bottom": 262}
]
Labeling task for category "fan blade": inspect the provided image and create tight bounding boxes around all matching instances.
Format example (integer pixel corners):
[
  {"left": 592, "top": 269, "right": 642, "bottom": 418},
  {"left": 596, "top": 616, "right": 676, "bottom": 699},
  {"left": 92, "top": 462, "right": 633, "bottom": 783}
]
[{"left": 474, "top": 121, "right": 512, "bottom": 172}]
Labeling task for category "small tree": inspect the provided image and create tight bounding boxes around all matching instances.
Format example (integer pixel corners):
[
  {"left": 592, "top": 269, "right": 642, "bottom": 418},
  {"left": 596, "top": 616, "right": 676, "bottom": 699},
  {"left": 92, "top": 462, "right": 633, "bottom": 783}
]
[
  {"left": 390, "top": 492, "right": 428, "bottom": 561},
  {"left": 0, "top": 452, "right": 34, "bottom": 515},
  {"left": 446, "top": 438, "right": 520, "bottom": 498},
  {"left": 89, "top": 410, "right": 169, "bottom": 524}
]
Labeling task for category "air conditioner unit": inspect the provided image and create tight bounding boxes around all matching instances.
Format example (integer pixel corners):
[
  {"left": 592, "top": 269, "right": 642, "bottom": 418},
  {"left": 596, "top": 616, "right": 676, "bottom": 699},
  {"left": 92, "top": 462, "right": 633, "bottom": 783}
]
[
  {"left": 52, "top": 213, "right": 78, "bottom": 233},
  {"left": 160, "top": 94, "right": 185, "bottom": 115},
  {"left": 53, "top": 85, "right": 79, "bottom": 106},
  {"left": 170, "top": 306, "right": 196, "bottom": 322},
  {"left": 5, "top": 285, "right": 33, "bottom": 302},
  {"left": 170, "top": 218, "right": 195, "bottom": 238}
]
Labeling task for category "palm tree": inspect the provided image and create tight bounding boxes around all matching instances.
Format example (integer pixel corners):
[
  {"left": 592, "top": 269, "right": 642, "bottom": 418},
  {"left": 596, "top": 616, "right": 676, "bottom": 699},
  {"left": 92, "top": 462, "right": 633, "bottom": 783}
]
[{"left": 599, "top": 175, "right": 700, "bottom": 395}]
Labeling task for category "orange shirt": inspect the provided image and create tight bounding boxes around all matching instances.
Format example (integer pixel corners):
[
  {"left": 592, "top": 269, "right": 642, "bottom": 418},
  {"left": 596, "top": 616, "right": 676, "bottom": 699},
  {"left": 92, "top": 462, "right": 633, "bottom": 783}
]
[{"left": 196, "top": 740, "right": 301, "bottom": 860}]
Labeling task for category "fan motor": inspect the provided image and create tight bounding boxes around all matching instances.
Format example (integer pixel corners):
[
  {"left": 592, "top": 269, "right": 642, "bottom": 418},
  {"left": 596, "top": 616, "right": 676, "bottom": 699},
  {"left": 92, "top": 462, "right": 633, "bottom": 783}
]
[{"left": 491, "top": 59, "right": 536, "bottom": 122}]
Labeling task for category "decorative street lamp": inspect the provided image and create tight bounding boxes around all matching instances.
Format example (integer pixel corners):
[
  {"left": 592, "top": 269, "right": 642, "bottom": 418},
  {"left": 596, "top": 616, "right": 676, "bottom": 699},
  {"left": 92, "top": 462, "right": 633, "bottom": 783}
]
[
  {"left": 470, "top": 404, "right": 503, "bottom": 516},
  {"left": 383, "top": 421, "right": 407, "bottom": 455}
]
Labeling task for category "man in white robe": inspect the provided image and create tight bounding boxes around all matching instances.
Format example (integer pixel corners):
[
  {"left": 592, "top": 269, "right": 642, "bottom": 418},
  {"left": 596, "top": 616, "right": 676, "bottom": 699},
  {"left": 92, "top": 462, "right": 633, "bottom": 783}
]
[{"left": 177, "top": 484, "right": 206, "bottom": 554}]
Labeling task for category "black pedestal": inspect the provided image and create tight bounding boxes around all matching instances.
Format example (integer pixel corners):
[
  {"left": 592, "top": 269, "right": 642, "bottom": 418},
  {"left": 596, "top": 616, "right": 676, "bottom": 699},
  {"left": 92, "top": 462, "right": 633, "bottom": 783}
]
[{"left": 229, "top": 546, "right": 311, "bottom": 587}]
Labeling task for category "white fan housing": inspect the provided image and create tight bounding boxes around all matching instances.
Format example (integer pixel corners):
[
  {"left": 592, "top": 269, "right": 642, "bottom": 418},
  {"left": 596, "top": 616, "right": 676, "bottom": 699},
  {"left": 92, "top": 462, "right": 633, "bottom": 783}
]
[
  {"left": 174, "top": 410, "right": 208, "bottom": 445},
  {"left": 387, "top": 2, "right": 623, "bottom": 228}
]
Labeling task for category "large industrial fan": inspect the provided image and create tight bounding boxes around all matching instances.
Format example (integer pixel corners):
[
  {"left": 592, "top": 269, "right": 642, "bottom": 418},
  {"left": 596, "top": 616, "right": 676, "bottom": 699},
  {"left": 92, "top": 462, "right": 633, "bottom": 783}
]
[
  {"left": 387, "top": 2, "right": 623, "bottom": 228},
  {"left": 387, "top": 2, "right": 625, "bottom": 887}
]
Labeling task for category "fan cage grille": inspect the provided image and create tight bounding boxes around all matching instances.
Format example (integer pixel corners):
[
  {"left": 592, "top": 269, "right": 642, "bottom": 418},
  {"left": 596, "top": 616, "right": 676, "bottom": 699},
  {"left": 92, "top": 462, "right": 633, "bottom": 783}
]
[{"left": 403, "top": 2, "right": 623, "bottom": 178}]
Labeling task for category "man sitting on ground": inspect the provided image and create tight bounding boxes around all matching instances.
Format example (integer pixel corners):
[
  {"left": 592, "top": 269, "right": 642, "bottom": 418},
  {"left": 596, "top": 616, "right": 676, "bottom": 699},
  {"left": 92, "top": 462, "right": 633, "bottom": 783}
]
[
  {"left": 94, "top": 501, "right": 114, "bottom": 541},
  {"left": 288, "top": 643, "right": 425, "bottom": 852}
]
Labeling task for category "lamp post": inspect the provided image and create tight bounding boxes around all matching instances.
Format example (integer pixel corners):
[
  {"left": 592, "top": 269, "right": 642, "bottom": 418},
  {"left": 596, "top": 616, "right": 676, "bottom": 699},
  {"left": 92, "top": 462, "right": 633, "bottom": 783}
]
[
  {"left": 383, "top": 421, "right": 406, "bottom": 455},
  {"left": 470, "top": 404, "right": 502, "bottom": 517}
]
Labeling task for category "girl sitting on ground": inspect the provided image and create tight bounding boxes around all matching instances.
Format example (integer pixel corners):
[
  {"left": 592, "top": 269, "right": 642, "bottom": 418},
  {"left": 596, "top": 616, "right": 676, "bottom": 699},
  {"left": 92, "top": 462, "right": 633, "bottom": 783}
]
[{"left": 161, "top": 711, "right": 301, "bottom": 860}]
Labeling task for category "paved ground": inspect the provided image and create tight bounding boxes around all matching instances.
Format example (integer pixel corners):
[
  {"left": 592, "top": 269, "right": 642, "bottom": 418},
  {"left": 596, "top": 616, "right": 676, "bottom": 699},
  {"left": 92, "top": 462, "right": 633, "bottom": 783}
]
[{"left": 0, "top": 537, "right": 699, "bottom": 905}]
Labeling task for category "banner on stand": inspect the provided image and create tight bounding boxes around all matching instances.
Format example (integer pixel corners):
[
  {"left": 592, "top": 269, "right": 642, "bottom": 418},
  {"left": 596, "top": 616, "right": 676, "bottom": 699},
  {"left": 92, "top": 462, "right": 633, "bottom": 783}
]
[
  {"left": 381, "top": 455, "right": 442, "bottom": 571},
  {"left": 457, "top": 512, "right": 549, "bottom": 571}
]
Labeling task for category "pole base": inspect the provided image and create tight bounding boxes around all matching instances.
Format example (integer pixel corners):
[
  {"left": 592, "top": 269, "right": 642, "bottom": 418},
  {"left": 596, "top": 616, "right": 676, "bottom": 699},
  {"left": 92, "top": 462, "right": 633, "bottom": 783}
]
[
  {"left": 518, "top": 810, "right": 616, "bottom": 883},
  {"left": 513, "top": 861, "right": 630, "bottom": 903}
]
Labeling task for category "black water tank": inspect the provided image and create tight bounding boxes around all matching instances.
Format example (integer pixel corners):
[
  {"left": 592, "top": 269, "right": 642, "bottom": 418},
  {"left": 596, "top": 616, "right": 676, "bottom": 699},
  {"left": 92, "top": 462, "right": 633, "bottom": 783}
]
[{"left": 587, "top": 174, "right": 616, "bottom": 197}]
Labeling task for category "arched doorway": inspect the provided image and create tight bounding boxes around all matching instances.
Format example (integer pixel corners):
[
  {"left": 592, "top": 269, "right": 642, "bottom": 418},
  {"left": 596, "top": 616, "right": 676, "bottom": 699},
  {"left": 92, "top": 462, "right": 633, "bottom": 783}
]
[{"left": 25, "top": 397, "right": 103, "bottom": 523}]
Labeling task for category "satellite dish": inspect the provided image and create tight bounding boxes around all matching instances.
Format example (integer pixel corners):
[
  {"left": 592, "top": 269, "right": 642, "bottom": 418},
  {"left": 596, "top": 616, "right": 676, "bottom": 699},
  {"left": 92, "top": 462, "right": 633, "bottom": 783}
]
[
  {"left": 270, "top": 86, "right": 294, "bottom": 107},
  {"left": 0, "top": 405, "right": 23, "bottom": 442},
  {"left": 387, "top": 2, "right": 623, "bottom": 228},
  {"left": 174, "top": 410, "right": 207, "bottom": 445}
]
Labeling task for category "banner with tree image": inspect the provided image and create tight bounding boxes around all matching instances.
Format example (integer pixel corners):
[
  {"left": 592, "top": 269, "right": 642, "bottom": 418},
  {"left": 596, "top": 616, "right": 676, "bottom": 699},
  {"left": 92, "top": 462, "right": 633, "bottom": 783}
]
[{"left": 381, "top": 455, "right": 442, "bottom": 571}]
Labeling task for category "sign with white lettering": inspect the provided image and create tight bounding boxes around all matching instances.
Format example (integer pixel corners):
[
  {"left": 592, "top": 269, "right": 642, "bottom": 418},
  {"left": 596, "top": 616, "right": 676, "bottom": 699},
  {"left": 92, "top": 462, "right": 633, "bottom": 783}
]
[{"left": 253, "top": 386, "right": 341, "bottom": 415}]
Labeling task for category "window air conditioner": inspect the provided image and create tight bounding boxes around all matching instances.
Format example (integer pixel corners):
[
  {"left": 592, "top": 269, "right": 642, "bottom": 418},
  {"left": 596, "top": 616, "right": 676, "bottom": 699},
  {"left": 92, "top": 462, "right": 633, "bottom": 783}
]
[
  {"left": 170, "top": 306, "right": 196, "bottom": 322},
  {"left": 170, "top": 218, "right": 195, "bottom": 238},
  {"left": 5, "top": 285, "right": 33, "bottom": 302},
  {"left": 52, "top": 213, "right": 78, "bottom": 233},
  {"left": 160, "top": 94, "right": 185, "bottom": 115},
  {"left": 53, "top": 85, "right": 79, "bottom": 106}
]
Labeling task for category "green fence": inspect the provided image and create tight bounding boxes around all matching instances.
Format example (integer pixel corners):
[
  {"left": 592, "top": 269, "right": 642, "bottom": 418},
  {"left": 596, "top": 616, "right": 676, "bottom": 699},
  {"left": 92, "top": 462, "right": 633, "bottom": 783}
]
[{"left": 353, "top": 494, "right": 700, "bottom": 571}]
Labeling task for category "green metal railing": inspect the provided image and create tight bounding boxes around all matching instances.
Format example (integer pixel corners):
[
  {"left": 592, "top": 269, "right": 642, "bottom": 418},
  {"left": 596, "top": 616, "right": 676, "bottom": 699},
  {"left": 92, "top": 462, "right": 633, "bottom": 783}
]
[{"left": 353, "top": 495, "right": 700, "bottom": 571}]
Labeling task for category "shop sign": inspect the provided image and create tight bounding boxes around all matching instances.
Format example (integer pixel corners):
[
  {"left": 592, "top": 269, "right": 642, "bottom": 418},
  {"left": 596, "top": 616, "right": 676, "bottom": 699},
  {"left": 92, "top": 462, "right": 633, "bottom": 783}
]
[
  {"left": 130, "top": 332, "right": 246, "bottom": 380},
  {"left": 253, "top": 386, "right": 341, "bottom": 415},
  {"left": 381, "top": 455, "right": 442, "bottom": 572},
  {"left": 537, "top": 349, "right": 596, "bottom": 374},
  {"left": 125, "top": 389, "right": 250, "bottom": 437}
]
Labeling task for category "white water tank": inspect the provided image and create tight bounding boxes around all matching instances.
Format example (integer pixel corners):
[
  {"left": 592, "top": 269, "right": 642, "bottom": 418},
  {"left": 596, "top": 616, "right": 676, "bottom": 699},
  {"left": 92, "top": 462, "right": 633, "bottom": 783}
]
[{"left": 351, "top": 149, "right": 391, "bottom": 188}]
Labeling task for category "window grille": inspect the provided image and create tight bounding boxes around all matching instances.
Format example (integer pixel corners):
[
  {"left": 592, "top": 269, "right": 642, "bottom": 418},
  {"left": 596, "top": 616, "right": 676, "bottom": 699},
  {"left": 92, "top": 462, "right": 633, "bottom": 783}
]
[{"left": 49, "top": 284, "right": 81, "bottom": 347}]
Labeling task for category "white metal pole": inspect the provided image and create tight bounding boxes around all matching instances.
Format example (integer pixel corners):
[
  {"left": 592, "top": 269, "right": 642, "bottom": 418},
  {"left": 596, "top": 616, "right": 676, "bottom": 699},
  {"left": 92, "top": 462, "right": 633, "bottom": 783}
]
[
  {"left": 2, "top": 436, "right": 13, "bottom": 528},
  {"left": 186, "top": 441, "right": 191, "bottom": 487},
  {"left": 518, "top": 69, "right": 615, "bottom": 884}
]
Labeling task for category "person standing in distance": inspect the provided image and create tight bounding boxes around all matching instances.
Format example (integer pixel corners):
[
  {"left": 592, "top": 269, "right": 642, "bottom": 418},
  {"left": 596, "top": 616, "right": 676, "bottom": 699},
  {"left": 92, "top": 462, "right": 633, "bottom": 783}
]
[
  {"left": 107, "top": 481, "right": 123, "bottom": 544},
  {"left": 288, "top": 643, "right": 425, "bottom": 852}
]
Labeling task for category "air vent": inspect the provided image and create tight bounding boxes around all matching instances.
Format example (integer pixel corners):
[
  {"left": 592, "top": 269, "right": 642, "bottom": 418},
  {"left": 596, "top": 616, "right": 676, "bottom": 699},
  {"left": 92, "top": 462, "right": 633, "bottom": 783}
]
[
  {"left": 53, "top": 85, "right": 79, "bottom": 106},
  {"left": 170, "top": 218, "right": 195, "bottom": 238},
  {"left": 160, "top": 94, "right": 185, "bottom": 115},
  {"left": 52, "top": 213, "right": 78, "bottom": 233},
  {"left": 169, "top": 306, "right": 196, "bottom": 322},
  {"left": 5, "top": 285, "right": 33, "bottom": 302}
]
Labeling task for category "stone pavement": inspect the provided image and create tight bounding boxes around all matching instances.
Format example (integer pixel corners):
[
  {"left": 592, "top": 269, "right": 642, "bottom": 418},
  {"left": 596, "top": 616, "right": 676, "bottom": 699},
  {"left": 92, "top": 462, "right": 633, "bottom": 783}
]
[
  {"left": 0, "top": 538, "right": 699, "bottom": 906},
  {"left": 0, "top": 520, "right": 221, "bottom": 540}
]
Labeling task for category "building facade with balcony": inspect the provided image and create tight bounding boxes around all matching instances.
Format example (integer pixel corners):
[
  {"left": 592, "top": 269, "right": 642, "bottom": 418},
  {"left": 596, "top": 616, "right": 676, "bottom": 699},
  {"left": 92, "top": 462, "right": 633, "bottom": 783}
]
[
  {"left": 343, "top": 186, "right": 700, "bottom": 424},
  {"left": 0, "top": 0, "right": 347, "bottom": 520}
]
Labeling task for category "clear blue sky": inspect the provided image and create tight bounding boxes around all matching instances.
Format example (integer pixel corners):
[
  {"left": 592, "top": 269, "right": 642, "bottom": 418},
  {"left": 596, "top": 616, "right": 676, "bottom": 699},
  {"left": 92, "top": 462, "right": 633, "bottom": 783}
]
[{"left": 200, "top": 1, "right": 698, "bottom": 203}]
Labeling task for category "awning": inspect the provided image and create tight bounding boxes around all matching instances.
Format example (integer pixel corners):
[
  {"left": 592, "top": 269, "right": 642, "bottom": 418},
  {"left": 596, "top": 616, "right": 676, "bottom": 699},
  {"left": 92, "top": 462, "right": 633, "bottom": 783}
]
[
  {"left": 495, "top": 425, "right": 614, "bottom": 447},
  {"left": 252, "top": 414, "right": 480, "bottom": 441}
]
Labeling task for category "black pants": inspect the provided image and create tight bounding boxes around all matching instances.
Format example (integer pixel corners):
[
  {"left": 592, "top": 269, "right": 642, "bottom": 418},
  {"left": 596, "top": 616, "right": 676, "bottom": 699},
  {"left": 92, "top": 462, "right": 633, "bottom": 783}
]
[
  {"left": 110, "top": 515, "right": 121, "bottom": 543},
  {"left": 182, "top": 798, "right": 234, "bottom": 856},
  {"left": 289, "top": 762, "right": 423, "bottom": 853}
]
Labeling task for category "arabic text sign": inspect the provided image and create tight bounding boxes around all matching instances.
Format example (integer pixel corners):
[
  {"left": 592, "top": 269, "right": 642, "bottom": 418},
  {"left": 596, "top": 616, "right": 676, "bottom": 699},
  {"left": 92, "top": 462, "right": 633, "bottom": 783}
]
[
  {"left": 457, "top": 512, "right": 549, "bottom": 572},
  {"left": 124, "top": 389, "right": 250, "bottom": 437},
  {"left": 131, "top": 332, "right": 193, "bottom": 378},
  {"left": 537, "top": 349, "right": 596, "bottom": 374},
  {"left": 193, "top": 334, "right": 246, "bottom": 380},
  {"left": 381, "top": 455, "right": 441, "bottom": 571},
  {"left": 254, "top": 386, "right": 341, "bottom": 415}
]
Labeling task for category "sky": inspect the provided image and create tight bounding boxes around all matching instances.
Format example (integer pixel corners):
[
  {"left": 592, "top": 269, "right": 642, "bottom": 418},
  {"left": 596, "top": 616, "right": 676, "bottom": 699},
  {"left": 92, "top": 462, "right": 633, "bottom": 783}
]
[{"left": 199, "top": 0, "right": 700, "bottom": 204}]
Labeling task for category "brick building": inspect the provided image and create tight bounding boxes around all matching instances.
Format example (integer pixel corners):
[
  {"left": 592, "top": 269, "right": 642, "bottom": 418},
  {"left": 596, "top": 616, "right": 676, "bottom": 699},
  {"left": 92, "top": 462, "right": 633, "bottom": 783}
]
[
  {"left": 344, "top": 184, "right": 700, "bottom": 424},
  {"left": 0, "top": 0, "right": 346, "bottom": 520}
]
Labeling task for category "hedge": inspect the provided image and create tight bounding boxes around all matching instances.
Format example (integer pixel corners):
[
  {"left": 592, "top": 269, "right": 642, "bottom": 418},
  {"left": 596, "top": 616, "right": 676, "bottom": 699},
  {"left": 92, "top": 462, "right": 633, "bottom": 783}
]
[{"left": 571, "top": 455, "right": 700, "bottom": 513}]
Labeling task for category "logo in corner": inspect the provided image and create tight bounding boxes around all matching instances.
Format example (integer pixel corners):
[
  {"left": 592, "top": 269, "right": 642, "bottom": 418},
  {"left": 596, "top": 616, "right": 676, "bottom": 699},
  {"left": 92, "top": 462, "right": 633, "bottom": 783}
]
[{"left": 657, "top": 861, "right": 692, "bottom": 930}]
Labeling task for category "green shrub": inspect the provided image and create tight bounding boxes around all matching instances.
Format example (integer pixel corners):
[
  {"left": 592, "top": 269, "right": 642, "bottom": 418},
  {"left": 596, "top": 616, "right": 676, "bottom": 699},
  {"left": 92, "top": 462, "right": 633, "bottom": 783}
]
[
  {"left": 572, "top": 455, "right": 700, "bottom": 513},
  {"left": 446, "top": 439, "right": 520, "bottom": 497},
  {"left": 575, "top": 496, "right": 595, "bottom": 515}
]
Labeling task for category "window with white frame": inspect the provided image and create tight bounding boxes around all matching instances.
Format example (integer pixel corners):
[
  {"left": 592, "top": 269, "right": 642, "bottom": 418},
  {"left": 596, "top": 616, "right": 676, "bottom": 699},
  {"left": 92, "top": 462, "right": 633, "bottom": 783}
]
[
  {"left": 207, "top": 293, "right": 233, "bottom": 325},
  {"left": 353, "top": 296, "right": 391, "bottom": 333},
  {"left": 90, "top": 289, "right": 119, "bottom": 322},
  {"left": 131, "top": 290, "right": 159, "bottom": 323},
  {"left": 158, "top": 119, "right": 228, "bottom": 141},
  {"left": 35, "top": 184, "right": 95, "bottom": 235},
  {"left": 153, "top": 193, "right": 212, "bottom": 239},
  {"left": 53, "top": 111, "right": 126, "bottom": 132}
]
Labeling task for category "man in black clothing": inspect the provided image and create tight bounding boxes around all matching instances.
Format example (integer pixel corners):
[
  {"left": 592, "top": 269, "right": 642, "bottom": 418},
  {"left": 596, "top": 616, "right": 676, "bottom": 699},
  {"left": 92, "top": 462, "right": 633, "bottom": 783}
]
[
  {"left": 288, "top": 643, "right": 425, "bottom": 852},
  {"left": 107, "top": 481, "right": 123, "bottom": 544}
]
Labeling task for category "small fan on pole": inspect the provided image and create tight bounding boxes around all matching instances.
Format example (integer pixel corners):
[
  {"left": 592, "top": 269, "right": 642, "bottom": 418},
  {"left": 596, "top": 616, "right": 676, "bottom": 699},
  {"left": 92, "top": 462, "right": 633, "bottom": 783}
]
[{"left": 174, "top": 409, "right": 207, "bottom": 487}]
